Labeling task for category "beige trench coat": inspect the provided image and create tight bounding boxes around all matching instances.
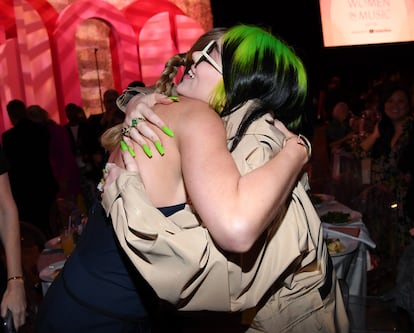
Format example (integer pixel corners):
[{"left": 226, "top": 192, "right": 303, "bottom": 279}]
[{"left": 102, "top": 104, "right": 349, "bottom": 332}]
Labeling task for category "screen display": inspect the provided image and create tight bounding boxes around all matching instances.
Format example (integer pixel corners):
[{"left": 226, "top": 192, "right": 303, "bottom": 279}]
[{"left": 319, "top": 0, "right": 414, "bottom": 47}]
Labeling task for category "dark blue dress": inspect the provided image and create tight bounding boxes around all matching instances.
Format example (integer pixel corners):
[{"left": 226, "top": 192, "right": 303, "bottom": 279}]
[{"left": 34, "top": 200, "right": 184, "bottom": 333}]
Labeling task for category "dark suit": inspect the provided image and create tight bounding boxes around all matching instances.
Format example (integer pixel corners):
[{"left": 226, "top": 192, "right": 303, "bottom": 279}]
[{"left": 2, "top": 118, "right": 58, "bottom": 236}]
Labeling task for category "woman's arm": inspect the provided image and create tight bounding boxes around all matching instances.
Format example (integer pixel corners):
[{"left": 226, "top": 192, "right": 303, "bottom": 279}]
[
  {"left": 0, "top": 173, "right": 26, "bottom": 329},
  {"left": 176, "top": 107, "right": 309, "bottom": 252},
  {"left": 107, "top": 97, "right": 308, "bottom": 252},
  {"left": 101, "top": 105, "right": 309, "bottom": 309},
  {"left": 360, "top": 123, "right": 380, "bottom": 152},
  {"left": 106, "top": 93, "right": 309, "bottom": 253}
]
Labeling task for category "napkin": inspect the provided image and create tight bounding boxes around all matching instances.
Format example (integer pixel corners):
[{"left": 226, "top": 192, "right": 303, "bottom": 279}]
[{"left": 323, "top": 222, "right": 376, "bottom": 249}]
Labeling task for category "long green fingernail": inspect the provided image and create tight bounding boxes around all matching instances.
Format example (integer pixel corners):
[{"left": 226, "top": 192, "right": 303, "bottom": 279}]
[
  {"left": 127, "top": 145, "right": 136, "bottom": 158},
  {"left": 168, "top": 95, "right": 179, "bottom": 102},
  {"left": 121, "top": 140, "right": 135, "bottom": 157},
  {"left": 142, "top": 144, "right": 153, "bottom": 158},
  {"left": 120, "top": 140, "right": 128, "bottom": 151},
  {"left": 162, "top": 126, "right": 174, "bottom": 137},
  {"left": 154, "top": 141, "right": 165, "bottom": 156}
]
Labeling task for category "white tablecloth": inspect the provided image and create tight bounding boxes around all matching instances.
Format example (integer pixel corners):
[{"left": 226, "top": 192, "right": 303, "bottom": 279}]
[
  {"left": 315, "top": 199, "right": 376, "bottom": 298},
  {"left": 315, "top": 198, "right": 376, "bottom": 330}
]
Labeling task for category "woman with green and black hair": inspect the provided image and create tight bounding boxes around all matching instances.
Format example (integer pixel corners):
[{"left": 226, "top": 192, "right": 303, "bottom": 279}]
[
  {"left": 218, "top": 25, "right": 308, "bottom": 148},
  {"left": 106, "top": 24, "right": 347, "bottom": 332},
  {"left": 36, "top": 25, "right": 348, "bottom": 333},
  {"left": 107, "top": 24, "right": 348, "bottom": 332}
]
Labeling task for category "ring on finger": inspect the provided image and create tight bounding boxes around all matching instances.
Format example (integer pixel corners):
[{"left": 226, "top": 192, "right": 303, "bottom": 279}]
[
  {"left": 121, "top": 126, "right": 133, "bottom": 137},
  {"left": 131, "top": 117, "right": 145, "bottom": 127}
]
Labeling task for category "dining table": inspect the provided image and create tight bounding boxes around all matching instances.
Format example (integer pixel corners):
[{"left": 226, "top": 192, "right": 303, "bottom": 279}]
[
  {"left": 38, "top": 194, "right": 375, "bottom": 329},
  {"left": 330, "top": 145, "right": 371, "bottom": 185},
  {"left": 313, "top": 193, "right": 376, "bottom": 331},
  {"left": 37, "top": 236, "right": 67, "bottom": 296}
]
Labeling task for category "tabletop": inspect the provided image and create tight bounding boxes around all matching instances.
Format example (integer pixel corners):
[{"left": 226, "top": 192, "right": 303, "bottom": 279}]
[
  {"left": 312, "top": 193, "right": 376, "bottom": 330},
  {"left": 313, "top": 194, "right": 376, "bottom": 293},
  {"left": 37, "top": 237, "right": 66, "bottom": 295},
  {"left": 38, "top": 196, "right": 376, "bottom": 307}
]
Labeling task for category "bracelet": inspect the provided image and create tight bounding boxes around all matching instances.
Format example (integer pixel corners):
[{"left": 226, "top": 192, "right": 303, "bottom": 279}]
[
  {"left": 297, "top": 134, "right": 312, "bottom": 159},
  {"left": 7, "top": 275, "right": 24, "bottom": 282},
  {"left": 283, "top": 134, "right": 312, "bottom": 159}
]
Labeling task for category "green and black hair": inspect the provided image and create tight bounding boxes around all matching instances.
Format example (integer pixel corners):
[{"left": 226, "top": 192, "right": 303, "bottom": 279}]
[{"left": 211, "top": 24, "right": 308, "bottom": 151}]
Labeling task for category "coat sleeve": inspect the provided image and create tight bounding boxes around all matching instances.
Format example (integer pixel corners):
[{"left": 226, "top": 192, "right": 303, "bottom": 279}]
[
  {"left": 101, "top": 118, "right": 318, "bottom": 312},
  {"left": 101, "top": 171, "right": 231, "bottom": 310}
]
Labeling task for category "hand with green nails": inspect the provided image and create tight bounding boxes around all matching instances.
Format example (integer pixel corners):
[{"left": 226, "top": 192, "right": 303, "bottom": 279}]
[
  {"left": 120, "top": 140, "right": 136, "bottom": 158},
  {"left": 120, "top": 92, "right": 176, "bottom": 157}
]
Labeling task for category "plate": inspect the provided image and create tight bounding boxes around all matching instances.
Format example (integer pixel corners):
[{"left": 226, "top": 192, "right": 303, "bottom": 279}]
[
  {"left": 326, "top": 238, "right": 359, "bottom": 257},
  {"left": 39, "top": 260, "right": 66, "bottom": 282},
  {"left": 44, "top": 236, "right": 61, "bottom": 250},
  {"left": 320, "top": 210, "right": 362, "bottom": 224}
]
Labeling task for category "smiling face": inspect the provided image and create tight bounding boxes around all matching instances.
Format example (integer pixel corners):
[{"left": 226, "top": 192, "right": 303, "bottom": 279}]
[
  {"left": 383, "top": 89, "right": 411, "bottom": 122},
  {"left": 176, "top": 39, "right": 223, "bottom": 104}
]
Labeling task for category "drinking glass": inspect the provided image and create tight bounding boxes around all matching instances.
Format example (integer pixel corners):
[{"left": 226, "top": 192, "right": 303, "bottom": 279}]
[{"left": 60, "top": 227, "right": 75, "bottom": 256}]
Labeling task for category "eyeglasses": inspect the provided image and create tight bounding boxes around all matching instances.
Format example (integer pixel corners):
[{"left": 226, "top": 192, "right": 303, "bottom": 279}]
[{"left": 194, "top": 40, "right": 222, "bottom": 74}]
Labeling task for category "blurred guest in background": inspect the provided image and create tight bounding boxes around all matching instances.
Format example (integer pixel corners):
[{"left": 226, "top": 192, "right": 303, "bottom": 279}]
[
  {"left": 325, "top": 100, "right": 355, "bottom": 154},
  {"left": 317, "top": 74, "right": 348, "bottom": 123},
  {"left": 64, "top": 103, "right": 96, "bottom": 210},
  {"left": 87, "top": 89, "right": 124, "bottom": 190},
  {"left": 359, "top": 86, "right": 381, "bottom": 134},
  {"left": 127, "top": 80, "right": 146, "bottom": 88},
  {"left": 0, "top": 144, "right": 26, "bottom": 330},
  {"left": 2, "top": 100, "right": 58, "bottom": 237},
  {"left": 27, "top": 105, "right": 83, "bottom": 209},
  {"left": 353, "top": 83, "right": 414, "bottom": 293},
  {"left": 387, "top": 122, "right": 414, "bottom": 324}
]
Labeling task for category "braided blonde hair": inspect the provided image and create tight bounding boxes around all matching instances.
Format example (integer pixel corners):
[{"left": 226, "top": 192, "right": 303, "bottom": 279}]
[{"left": 101, "top": 28, "right": 227, "bottom": 152}]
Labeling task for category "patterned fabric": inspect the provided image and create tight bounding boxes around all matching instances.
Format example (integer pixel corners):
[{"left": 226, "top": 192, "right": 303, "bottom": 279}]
[{"left": 353, "top": 117, "right": 414, "bottom": 258}]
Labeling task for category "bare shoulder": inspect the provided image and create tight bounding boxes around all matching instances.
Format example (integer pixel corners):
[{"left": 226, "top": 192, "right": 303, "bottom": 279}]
[
  {"left": 178, "top": 96, "right": 221, "bottom": 122},
  {"left": 156, "top": 96, "right": 215, "bottom": 113},
  {"left": 155, "top": 96, "right": 222, "bottom": 130}
]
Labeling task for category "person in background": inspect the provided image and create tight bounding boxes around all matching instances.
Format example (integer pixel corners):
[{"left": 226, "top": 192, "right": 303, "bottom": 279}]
[
  {"left": 87, "top": 89, "right": 125, "bottom": 191},
  {"left": 353, "top": 82, "right": 414, "bottom": 295},
  {"left": 0, "top": 144, "right": 26, "bottom": 330},
  {"left": 88, "top": 89, "right": 125, "bottom": 139},
  {"left": 325, "top": 100, "right": 354, "bottom": 154},
  {"left": 27, "top": 105, "right": 84, "bottom": 210},
  {"left": 64, "top": 103, "right": 96, "bottom": 210},
  {"left": 387, "top": 125, "right": 414, "bottom": 326},
  {"left": 102, "top": 89, "right": 125, "bottom": 129},
  {"left": 317, "top": 74, "right": 347, "bottom": 123},
  {"left": 359, "top": 86, "right": 381, "bottom": 134},
  {"left": 2, "top": 100, "right": 58, "bottom": 237},
  {"left": 127, "top": 80, "right": 146, "bottom": 88}
]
